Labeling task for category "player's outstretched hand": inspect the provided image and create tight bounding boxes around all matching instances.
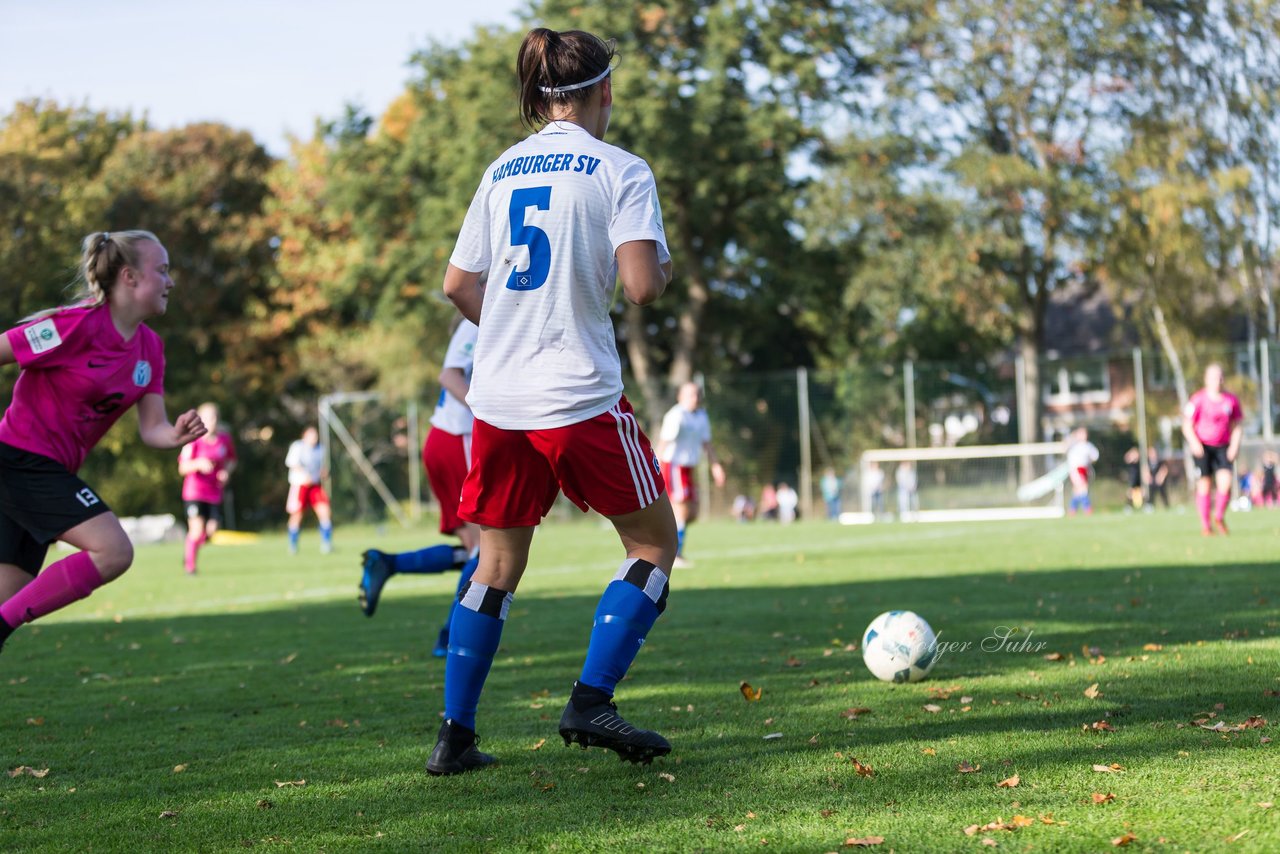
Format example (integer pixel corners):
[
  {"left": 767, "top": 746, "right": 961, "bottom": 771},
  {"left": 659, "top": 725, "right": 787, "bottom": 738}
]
[
  {"left": 173, "top": 409, "right": 209, "bottom": 446},
  {"left": 711, "top": 461, "right": 727, "bottom": 488}
]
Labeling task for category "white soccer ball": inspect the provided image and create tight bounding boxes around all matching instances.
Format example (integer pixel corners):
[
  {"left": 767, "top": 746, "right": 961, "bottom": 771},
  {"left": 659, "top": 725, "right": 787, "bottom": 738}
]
[{"left": 862, "top": 610, "right": 938, "bottom": 683}]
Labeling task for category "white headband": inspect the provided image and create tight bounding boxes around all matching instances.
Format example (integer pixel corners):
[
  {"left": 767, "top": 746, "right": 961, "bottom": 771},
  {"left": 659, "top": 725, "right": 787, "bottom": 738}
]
[{"left": 539, "top": 66, "right": 611, "bottom": 95}]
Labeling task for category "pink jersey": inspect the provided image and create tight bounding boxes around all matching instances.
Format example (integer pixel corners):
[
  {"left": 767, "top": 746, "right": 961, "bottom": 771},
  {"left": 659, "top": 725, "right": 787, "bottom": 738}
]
[
  {"left": 1186, "top": 389, "right": 1243, "bottom": 447},
  {"left": 180, "top": 431, "right": 236, "bottom": 503},
  {"left": 0, "top": 304, "right": 166, "bottom": 473}
]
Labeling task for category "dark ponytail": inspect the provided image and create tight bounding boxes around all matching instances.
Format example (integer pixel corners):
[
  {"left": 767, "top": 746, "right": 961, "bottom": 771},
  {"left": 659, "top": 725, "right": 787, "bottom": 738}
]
[{"left": 517, "top": 28, "right": 616, "bottom": 129}]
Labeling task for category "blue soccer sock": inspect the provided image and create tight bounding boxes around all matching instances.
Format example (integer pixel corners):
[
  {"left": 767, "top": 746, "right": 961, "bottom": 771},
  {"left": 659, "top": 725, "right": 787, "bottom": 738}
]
[
  {"left": 578, "top": 558, "right": 669, "bottom": 696},
  {"left": 392, "top": 544, "right": 457, "bottom": 574},
  {"left": 1081, "top": 495, "right": 1092, "bottom": 511},
  {"left": 288, "top": 526, "right": 300, "bottom": 549},
  {"left": 443, "top": 580, "right": 511, "bottom": 730},
  {"left": 675, "top": 526, "right": 686, "bottom": 557},
  {"left": 442, "top": 550, "right": 480, "bottom": 634},
  {"left": 320, "top": 522, "right": 333, "bottom": 548}
]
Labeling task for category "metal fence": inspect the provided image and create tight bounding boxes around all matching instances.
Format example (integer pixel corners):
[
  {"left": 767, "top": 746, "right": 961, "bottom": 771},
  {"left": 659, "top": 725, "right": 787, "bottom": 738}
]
[{"left": 693, "top": 341, "right": 1280, "bottom": 519}]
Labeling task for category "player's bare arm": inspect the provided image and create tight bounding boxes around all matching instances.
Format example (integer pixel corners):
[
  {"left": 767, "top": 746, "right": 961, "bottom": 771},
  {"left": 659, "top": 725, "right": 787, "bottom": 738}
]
[
  {"left": 137, "top": 394, "right": 207, "bottom": 449},
  {"left": 616, "top": 240, "right": 669, "bottom": 305},
  {"left": 439, "top": 366, "right": 471, "bottom": 408},
  {"left": 1181, "top": 415, "right": 1204, "bottom": 457},
  {"left": 0, "top": 332, "right": 13, "bottom": 367},
  {"left": 443, "top": 264, "right": 485, "bottom": 325}
]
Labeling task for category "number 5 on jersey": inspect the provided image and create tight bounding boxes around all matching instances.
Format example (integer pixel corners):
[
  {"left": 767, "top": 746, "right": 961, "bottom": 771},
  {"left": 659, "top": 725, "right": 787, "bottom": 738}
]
[{"left": 507, "top": 186, "right": 551, "bottom": 291}]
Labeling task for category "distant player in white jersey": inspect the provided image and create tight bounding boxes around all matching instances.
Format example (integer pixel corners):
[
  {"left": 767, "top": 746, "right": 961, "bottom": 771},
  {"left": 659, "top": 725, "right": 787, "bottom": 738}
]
[
  {"left": 285, "top": 426, "right": 332, "bottom": 554},
  {"left": 357, "top": 315, "right": 480, "bottom": 658},
  {"left": 428, "top": 27, "right": 677, "bottom": 776},
  {"left": 657, "top": 382, "right": 725, "bottom": 568},
  {"left": 1065, "top": 426, "right": 1100, "bottom": 515}
]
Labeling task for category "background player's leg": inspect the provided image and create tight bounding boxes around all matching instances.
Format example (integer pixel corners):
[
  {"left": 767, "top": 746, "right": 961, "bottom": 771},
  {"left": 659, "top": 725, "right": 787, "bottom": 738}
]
[
  {"left": 1195, "top": 476, "right": 1213, "bottom": 533},
  {"left": 315, "top": 501, "right": 333, "bottom": 553},
  {"left": 287, "top": 508, "right": 302, "bottom": 554},
  {"left": 184, "top": 511, "right": 206, "bottom": 575},
  {"left": 1213, "top": 467, "right": 1233, "bottom": 533}
]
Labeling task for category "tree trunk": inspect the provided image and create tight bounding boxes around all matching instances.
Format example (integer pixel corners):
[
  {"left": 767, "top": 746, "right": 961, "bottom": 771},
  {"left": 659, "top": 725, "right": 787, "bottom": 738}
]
[
  {"left": 623, "top": 302, "right": 666, "bottom": 430},
  {"left": 666, "top": 197, "right": 710, "bottom": 393}
]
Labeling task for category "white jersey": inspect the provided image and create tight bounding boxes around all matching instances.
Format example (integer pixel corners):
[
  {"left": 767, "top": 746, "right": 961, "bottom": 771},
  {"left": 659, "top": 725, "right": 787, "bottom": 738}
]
[
  {"left": 659, "top": 405, "right": 711, "bottom": 467},
  {"left": 430, "top": 320, "right": 478, "bottom": 436},
  {"left": 449, "top": 121, "right": 670, "bottom": 429},
  {"left": 285, "top": 440, "right": 324, "bottom": 485},
  {"left": 1066, "top": 440, "right": 1099, "bottom": 470}
]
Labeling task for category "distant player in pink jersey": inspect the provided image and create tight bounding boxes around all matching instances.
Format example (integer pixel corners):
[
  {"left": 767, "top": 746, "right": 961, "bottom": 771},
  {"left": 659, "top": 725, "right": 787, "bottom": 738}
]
[
  {"left": 178, "top": 402, "right": 237, "bottom": 574},
  {"left": 426, "top": 28, "right": 677, "bottom": 775},
  {"left": 1182, "top": 363, "right": 1243, "bottom": 535},
  {"left": 0, "top": 230, "right": 206, "bottom": 655}
]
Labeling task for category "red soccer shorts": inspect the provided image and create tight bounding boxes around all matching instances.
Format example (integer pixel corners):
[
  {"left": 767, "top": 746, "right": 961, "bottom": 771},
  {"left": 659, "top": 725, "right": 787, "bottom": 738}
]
[
  {"left": 660, "top": 463, "right": 697, "bottom": 504},
  {"left": 459, "top": 396, "right": 666, "bottom": 528},
  {"left": 286, "top": 483, "right": 329, "bottom": 514},
  {"left": 424, "top": 427, "right": 471, "bottom": 534}
]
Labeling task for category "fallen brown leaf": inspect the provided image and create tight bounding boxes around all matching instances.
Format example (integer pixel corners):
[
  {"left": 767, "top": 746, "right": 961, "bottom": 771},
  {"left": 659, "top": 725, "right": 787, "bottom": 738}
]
[
  {"left": 923, "top": 704, "right": 943, "bottom": 713},
  {"left": 996, "top": 775, "right": 1019, "bottom": 788},
  {"left": 785, "top": 656, "right": 803, "bottom": 668},
  {"left": 1258, "top": 802, "right": 1274, "bottom": 809},
  {"left": 173, "top": 764, "right": 187, "bottom": 774},
  {"left": 530, "top": 738, "right": 546, "bottom": 751},
  {"left": 274, "top": 779, "right": 306, "bottom": 788},
  {"left": 1044, "top": 652, "right": 1064, "bottom": 661},
  {"left": 740, "top": 681, "right": 762, "bottom": 702},
  {"left": 658, "top": 772, "right": 675, "bottom": 782},
  {"left": 820, "top": 809, "right": 835, "bottom": 818},
  {"left": 1226, "top": 829, "right": 1252, "bottom": 843},
  {"left": 843, "top": 836, "right": 884, "bottom": 847},
  {"left": 850, "top": 758, "right": 875, "bottom": 778},
  {"left": 1142, "top": 643, "right": 1163, "bottom": 651},
  {"left": 1084, "top": 683, "right": 1102, "bottom": 699},
  {"left": 7, "top": 766, "right": 49, "bottom": 779},
  {"left": 957, "top": 761, "right": 981, "bottom": 774},
  {"left": 921, "top": 747, "right": 937, "bottom": 756},
  {"left": 1085, "top": 720, "right": 1117, "bottom": 732},
  {"left": 1112, "top": 832, "right": 1137, "bottom": 846},
  {"left": 841, "top": 707, "right": 872, "bottom": 720},
  {"left": 25, "top": 717, "right": 43, "bottom": 726},
  {"left": 1091, "top": 763, "right": 1124, "bottom": 773},
  {"left": 1092, "top": 793, "right": 1116, "bottom": 804},
  {"left": 159, "top": 810, "right": 178, "bottom": 819},
  {"left": 981, "top": 839, "right": 997, "bottom": 847}
]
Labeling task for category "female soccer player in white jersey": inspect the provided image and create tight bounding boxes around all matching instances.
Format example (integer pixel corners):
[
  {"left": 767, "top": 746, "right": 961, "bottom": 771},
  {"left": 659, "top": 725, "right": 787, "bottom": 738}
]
[{"left": 426, "top": 27, "right": 678, "bottom": 775}]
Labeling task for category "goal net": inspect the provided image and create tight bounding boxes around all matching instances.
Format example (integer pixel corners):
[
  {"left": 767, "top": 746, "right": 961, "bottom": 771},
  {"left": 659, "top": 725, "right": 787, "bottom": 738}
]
[
  {"left": 845, "top": 441, "right": 1069, "bottom": 524},
  {"left": 318, "top": 392, "right": 424, "bottom": 526}
]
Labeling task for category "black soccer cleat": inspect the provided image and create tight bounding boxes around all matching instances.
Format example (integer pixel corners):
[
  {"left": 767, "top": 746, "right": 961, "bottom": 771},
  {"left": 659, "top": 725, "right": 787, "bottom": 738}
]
[
  {"left": 426, "top": 719, "right": 496, "bottom": 776},
  {"left": 558, "top": 696, "right": 671, "bottom": 765}
]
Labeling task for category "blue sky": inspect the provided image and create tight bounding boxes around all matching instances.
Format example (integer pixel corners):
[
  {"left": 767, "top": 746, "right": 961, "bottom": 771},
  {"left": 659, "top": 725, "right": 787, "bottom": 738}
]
[{"left": 0, "top": 0, "right": 526, "bottom": 155}]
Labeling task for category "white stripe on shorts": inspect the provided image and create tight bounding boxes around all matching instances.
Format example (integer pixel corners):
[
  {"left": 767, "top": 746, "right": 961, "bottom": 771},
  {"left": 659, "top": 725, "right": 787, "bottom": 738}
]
[{"left": 610, "top": 405, "right": 658, "bottom": 507}]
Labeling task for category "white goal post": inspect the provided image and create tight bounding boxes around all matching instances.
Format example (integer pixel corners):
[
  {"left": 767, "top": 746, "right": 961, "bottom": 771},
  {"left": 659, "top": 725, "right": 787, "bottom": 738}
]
[{"left": 844, "top": 441, "right": 1069, "bottom": 524}]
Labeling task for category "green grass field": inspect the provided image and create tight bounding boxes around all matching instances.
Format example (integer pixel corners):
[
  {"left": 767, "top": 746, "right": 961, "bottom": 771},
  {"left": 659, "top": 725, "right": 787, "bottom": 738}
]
[{"left": 2, "top": 509, "right": 1278, "bottom": 852}]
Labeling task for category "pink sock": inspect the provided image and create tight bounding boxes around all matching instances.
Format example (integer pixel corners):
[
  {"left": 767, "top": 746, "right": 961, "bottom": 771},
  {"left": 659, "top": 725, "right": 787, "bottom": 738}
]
[
  {"left": 185, "top": 536, "right": 202, "bottom": 571},
  {"left": 1196, "top": 492, "right": 1212, "bottom": 530},
  {"left": 0, "top": 551, "right": 104, "bottom": 628},
  {"left": 1213, "top": 491, "right": 1230, "bottom": 522}
]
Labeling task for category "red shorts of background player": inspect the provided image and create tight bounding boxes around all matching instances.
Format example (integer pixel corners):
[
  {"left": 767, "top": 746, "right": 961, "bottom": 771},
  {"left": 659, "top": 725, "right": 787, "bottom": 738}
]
[
  {"left": 660, "top": 463, "right": 697, "bottom": 504},
  {"left": 424, "top": 427, "right": 471, "bottom": 534},
  {"left": 1073, "top": 467, "right": 1090, "bottom": 483},
  {"left": 459, "top": 396, "right": 666, "bottom": 529},
  {"left": 286, "top": 483, "right": 330, "bottom": 514}
]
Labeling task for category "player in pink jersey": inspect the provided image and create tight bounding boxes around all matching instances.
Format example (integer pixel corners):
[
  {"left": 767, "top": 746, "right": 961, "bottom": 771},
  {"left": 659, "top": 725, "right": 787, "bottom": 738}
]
[
  {"left": 0, "top": 230, "right": 206, "bottom": 655},
  {"left": 425, "top": 28, "right": 676, "bottom": 775},
  {"left": 1182, "top": 363, "right": 1244, "bottom": 535},
  {"left": 178, "top": 402, "right": 237, "bottom": 574}
]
